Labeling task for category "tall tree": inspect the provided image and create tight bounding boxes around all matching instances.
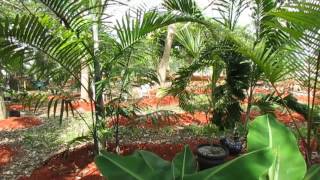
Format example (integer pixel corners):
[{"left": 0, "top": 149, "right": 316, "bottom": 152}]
[{"left": 158, "top": 24, "right": 176, "bottom": 85}]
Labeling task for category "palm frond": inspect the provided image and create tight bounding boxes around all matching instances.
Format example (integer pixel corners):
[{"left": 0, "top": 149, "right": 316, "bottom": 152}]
[
  {"left": 37, "top": 0, "right": 106, "bottom": 32},
  {"left": 252, "top": 0, "right": 288, "bottom": 48},
  {"left": 212, "top": 0, "right": 249, "bottom": 30},
  {"left": 135, "top": 110, "right": 179, "bottom": 127},
  {"left": 240, "top": 40, "right": 294, "bottom": 84},
  {"left": 175, "top": 25, "right": 205, "bottom": 59},
  {"left": 163, "top": 0, "right": 203, "bottom": 18},
  {"left": 271, "top": 0, "right": 320, "bottom": 87},
  {"left": 0, "top": 15, "right": 89, "bottom": 82}
]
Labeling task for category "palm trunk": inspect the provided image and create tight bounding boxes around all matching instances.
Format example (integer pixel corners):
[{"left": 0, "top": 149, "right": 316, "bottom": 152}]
[
  {"left": 80, "top": 62, "right": 90, "bottom": 101},
  {"left": 244, "top": 86, "right": 254, "bottom": 130},
  {"left": 0, "top": 94, "right": 6, "bottom": 120},
  {"left": 91, "top": 0, "right": 104, "bottom": 154},
  {"left": 306, "top": 52, "right": 320, "bottom": 166},
  {"left": 158, "top": 24, "right": 176, "bottom": 86},
  {"left": 245, "top": 65, "right": 257, "bottom": 131}
]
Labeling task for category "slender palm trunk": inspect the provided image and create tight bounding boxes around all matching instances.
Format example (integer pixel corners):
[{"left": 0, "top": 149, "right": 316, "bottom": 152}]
[
  {"left": 158, "top": 24, "right": 176, "bottom": 86},
  {"left": 80, "top": 62, "right": 90, "bottom": 101},
  {"left": 306, "top": 52, "right": 320, "bottom": 166},
  {"left": 91, "top": 0, "right": 104, "bottom": 154},
  {"left": 0, "top": 93, "right": 6, "bottom": 120},
  {"left": 245, "top": 65, "right": 256, "bottom": 130}
]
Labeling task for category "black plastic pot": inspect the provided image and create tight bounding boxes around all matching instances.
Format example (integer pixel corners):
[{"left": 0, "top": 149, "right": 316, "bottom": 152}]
[
  {"left": 196, "top": 144, "right": 229, "bottom": 170},
  {"left": 9, "top": 110, "right": 20, "bottom": 117},
  {"left": 220, "top": 137, "right": 243, "bottom": 155}
]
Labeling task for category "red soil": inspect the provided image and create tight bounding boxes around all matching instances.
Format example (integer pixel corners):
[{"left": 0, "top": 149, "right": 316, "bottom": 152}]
[
  {"left": 187, "top": 88, "right": 211, "bottom": 95},
  {"left": 7, "top": 104, "right": 25, "bottom": 111},
  {"left": 138, "top": 96, "right": 179, "bottom": 107},
  {"left": 71, "top": 101, "right": 95, "bottom": 112},
  {"left": 0, "top": 145, "right": 17, "bottom": 168},
  {"left": 19, "top": 145, "right": 99, "bottom": 180},
  {"left": 20, "top": 139, "right": 213, "bottom": 180},
  {"left": 111, "top": 109, "right": 304, "bottom": 129},
  {"left": 108, "top": 112, "right": 210, "bottom": 128},
  {"left": 254, "top": 88, "right": 271, "bottom": 94},
  {"left": 240, "top": 110, "right": 305, "bottom": 124},
  {"left": 295, "top": 95, "right": 320, "bottom": 105},
  {"left": 0, "top": 117, "right": 42, "bottom": 131}
]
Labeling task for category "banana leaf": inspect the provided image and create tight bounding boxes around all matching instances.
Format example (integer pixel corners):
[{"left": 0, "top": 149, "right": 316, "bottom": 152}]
[{"left": 247, "top": 114, "right": 306, "bottom": 180}]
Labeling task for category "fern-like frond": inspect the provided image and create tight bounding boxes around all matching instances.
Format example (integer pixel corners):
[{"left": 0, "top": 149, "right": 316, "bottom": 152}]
[
  {"left": 175, "top": 25, "right": 204, "bottom": 59},
  {"left": 163, "top": 0, "right": 203, "bottom": 18},
  {"left": 0, "top": 15, "right": 89, "bottom": 81}
]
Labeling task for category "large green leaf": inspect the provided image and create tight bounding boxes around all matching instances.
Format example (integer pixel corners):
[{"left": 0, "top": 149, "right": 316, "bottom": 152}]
[
  {"left": 304, "top": 165, "right": 320, "bottom": 180},
  {"left": 247, "top": 114, "right": 307, "bottom": 180},
  {"left": 184, "top": 148, "right": 273, "bottom": 180},
  {"left": 171, "top": 145, "right": 197, "bottom": 179},
  {"left": 95, "top": 150, "right": 173, "bottom": 180}
]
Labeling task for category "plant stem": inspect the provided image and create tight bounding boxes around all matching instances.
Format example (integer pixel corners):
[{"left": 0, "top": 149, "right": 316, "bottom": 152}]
[
  {"left": 244, "top": 86, "right": 254, "bottom": 130},
  {"left": 91, "top": 0, "right": 104, "bottom": 155},
  {"left": 306, "top": 52, "right": 320, "bottom": 166},
  {"left": 271, "top": 83, "right": 309, "bottom": 161},
  {"left": 115, "top": 51, "right": 132, "bottom": 150},
  {"left": 245, "top": 65, "right": 257, "bottom": 131}
]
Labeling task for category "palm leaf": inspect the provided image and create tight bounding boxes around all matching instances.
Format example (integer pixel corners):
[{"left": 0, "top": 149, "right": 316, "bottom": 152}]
[{"left": 0, "top": 15, "right": 89, "bottom": 83}]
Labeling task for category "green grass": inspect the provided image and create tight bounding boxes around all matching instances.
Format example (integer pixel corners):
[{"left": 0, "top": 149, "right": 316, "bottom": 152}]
[{"left": 22, "top": 114, "right": 92, "bottom": 151}]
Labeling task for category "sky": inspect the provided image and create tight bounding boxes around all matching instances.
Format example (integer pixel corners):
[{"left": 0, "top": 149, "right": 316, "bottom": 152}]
[{"left": 107, "top": 0, "right": 254, "bottom": 31}]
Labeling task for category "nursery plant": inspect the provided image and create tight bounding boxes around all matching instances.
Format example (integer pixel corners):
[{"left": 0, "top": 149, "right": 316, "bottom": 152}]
[
  {"left": 161, "top": 0, "right": 320, "bottom": 166},
  {"left": 0, "top": 0, "right": 178, "bottom": 153},
  {"left": 0, "top": 0, "right": 319, "bottom": 171},
  {"left": 95, "top": 114, "right": 320, "bottom": 179}
]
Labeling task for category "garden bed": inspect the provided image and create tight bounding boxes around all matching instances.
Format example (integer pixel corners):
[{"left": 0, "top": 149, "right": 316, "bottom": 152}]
[
  {"left": 0, "top": 145, "right": 19, "bottom": 168},
  {"left": 20, "top": 138, "right": 219, "bottom": 180},
  {"left": 0, "top": 117, "right": 42, "bottom": 131},
  {"left": 138, "top": 96, "right": 179, "bottom": 107},
  {"left": 109, "top": 112, "right": 210, "bottom": 128}
]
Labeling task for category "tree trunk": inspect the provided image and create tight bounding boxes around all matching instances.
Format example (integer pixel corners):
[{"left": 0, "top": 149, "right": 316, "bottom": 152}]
[
  {"left": 0, "top": 95, "right": 6, "bottom": 120},
  {"left": 80, "top": 63, "right": 90, "bottom": 101},
  {"left": 158, "top": 24, "right": 176, "bottom": 86},
  {"left": 91, "top": 0, "right": 104, "bottom": 154}
]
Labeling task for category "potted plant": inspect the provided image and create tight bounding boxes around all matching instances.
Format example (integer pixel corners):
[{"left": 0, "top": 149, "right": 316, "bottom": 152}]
[
  {"left": 196, "top": 129, "right": 229, "bottom": 170},
  {"left": 220, "top": 125, "right": 244, "bottom": 155},
  {"left": 196, "top": 143, "right": 229, "bottom": 170}
]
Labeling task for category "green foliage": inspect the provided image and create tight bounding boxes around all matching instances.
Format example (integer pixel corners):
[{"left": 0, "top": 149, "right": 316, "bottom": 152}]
[
  {"left": 212, "top": 0, "right": 249, "bottom": 31},
  {"left": 37, "top": 0, "right": 91, "bottom": 32},
  {"left": 47, "top": 92, "right": 77, "bottom": 125},
  {"left": 251, "top": 92, "right": 277, "bottom": 114},
  {"left": 304, "top": 165, "right": 320, "bottom": 180},
  {"left": 22, "top": 115, "right": 91, "bottom": 152},
  {"left": 212, "top": 85, "right": 243, "bottom": 130},
  {"left": 175, "top": 25, "right": 204, "bottom": 60},
  {"left": 172, "top": 146, "right": 197, "bottom": 178},
  {"left": 247, "top": 114, "right": 306, "bottom": 180},
  {"left": 212, "top": 43, "right": 251, "bottom": 129},
  {"left": 0, "top": 14, "right": 87, "bottom": 82},
  {"left": 95, "top": 114, "right": 308, "bottom": 179},
  {"left": 271, "top": 1, "right": 320, "bottom": 87},
  {"left": 182, "top": 124, "right": 219, "bottom": 137},
  {"left": 95, "top": 145, "right": 273, "bottom": 180},
  {"left": 179, "top": 94, "right": 210, "bottom": 113},
  {"left": 96, "top": 148, "right": 173, "bottom": 180},
  {"left": 252, "top": 0, "right": 289, "bottom": 48},
  {"left": 244, "top": 40, "right": 293, "bottom": 84},
  {"left": 184, "top": 148, "right": 272, "bottom": 180},
  {"left": 163, "top": 0, "right": 203, "bottom": 18}
]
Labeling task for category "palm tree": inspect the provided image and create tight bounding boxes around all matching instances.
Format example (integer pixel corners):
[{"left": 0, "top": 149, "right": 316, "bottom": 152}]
[
  {"left": 1, "top": 0, "right": 319, "bottom": 158},
  {"left": 0, "top": 0, "right": 203, "bottom": 153},
  {"left": 162, "top": 0, "right": 319, "bottom": 164},
  {"left": 158, "top": 24, "right": 176, "bottom": 86}
]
